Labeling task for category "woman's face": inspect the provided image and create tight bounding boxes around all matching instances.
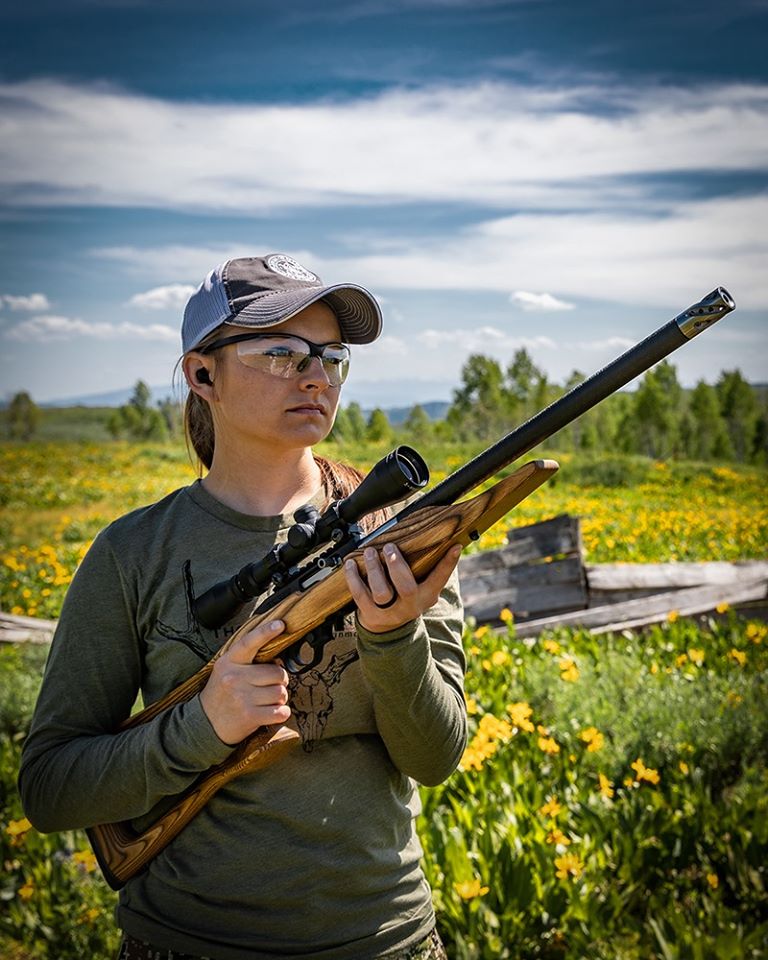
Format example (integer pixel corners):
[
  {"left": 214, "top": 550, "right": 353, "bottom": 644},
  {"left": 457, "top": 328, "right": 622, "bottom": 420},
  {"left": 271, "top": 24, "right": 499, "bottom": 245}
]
[{"left": 194, "top": 300, "right": 345, "bottom": 455}]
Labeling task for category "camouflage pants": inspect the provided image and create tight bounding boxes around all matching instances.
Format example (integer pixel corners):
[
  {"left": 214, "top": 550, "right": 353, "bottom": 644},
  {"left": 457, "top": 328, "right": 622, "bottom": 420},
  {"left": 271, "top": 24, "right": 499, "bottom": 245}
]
[{"left": 117, "top": 927, "right": 448, "bottom": 960}]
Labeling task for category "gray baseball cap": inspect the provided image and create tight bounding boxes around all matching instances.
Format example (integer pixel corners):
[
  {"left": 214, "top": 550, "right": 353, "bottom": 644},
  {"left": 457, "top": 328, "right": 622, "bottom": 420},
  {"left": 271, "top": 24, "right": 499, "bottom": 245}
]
[{"left": 182, "top": 254, "right": 383, "bottom": 353}]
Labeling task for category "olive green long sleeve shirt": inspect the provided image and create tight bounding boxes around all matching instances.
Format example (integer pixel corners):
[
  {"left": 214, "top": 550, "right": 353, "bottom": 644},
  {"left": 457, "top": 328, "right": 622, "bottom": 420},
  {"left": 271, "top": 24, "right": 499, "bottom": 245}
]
[{"left": 19, "top": 481, "right": 467, "bottom": 959}]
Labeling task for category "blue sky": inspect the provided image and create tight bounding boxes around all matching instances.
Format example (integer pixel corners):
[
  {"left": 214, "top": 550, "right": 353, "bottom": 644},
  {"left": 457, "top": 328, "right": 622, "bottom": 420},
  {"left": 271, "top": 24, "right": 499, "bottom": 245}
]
[{"left": 1, "top": 0, "right": 766, "bottom": 409}]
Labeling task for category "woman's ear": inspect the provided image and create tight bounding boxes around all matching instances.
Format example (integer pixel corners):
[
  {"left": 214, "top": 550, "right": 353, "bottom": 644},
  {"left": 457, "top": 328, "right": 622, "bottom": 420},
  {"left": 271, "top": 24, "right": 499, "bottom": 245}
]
[{"left": 182, "top": 353, "right": 215, "bottom": 397}]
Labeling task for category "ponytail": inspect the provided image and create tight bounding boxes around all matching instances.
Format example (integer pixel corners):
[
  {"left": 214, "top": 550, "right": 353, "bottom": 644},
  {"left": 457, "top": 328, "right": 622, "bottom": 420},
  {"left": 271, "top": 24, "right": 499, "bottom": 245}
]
[{"left": 184, "top": 390, "right": 216, "bottom": 472}]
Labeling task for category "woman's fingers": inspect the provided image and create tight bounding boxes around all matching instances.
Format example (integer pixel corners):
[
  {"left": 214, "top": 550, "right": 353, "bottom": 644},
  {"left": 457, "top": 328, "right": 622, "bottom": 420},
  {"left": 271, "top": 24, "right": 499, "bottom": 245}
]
[
  {"left": 226, "top": 618, "right": 286, "bottom": 665},
  {"left": 345, "top": 543, "right": 462, "bottom": 633},
  {"left": 200, "top": 619, "right": 292, "bottom": 745},
  {"left": 361, "top": 547, "right": 397, "bottom": 605}
]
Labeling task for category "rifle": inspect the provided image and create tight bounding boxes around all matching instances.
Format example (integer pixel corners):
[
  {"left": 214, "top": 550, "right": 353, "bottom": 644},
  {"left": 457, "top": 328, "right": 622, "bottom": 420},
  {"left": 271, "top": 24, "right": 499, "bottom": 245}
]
[{"left": 87, "top": 287, "right": 735, "bottom": 889}]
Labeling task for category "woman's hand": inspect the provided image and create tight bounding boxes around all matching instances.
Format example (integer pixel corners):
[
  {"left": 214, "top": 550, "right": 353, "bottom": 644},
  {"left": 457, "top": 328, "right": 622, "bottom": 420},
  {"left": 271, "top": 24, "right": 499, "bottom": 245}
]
[
  {"left": 344, "top": 543, "right": 462, "bottom": 634},
  {"left": 199, "top": 619, "right": 291, "bottom": 746}
]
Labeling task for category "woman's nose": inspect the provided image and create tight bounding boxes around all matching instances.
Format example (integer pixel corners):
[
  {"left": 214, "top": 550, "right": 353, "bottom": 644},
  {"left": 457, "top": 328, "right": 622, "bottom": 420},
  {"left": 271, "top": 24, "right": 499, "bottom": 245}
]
[{"left": 297, "top": 355, "right": 332, "bottom": 388}]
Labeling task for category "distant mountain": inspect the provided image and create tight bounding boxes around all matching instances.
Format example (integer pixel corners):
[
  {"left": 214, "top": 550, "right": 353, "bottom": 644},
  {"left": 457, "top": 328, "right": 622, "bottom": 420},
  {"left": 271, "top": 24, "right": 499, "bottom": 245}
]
[
  {"left": 33, "top": 385, "right": 451, "bottom": 422},
  {"left": 380, "top": 401, "right": 450, "bottom": 425}
]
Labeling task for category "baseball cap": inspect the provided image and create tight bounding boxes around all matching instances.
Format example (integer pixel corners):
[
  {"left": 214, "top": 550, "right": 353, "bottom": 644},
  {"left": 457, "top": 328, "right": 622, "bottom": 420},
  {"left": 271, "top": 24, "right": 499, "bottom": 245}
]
[{"left": 182, "top": 254, "right": 383, "bottom": 353}]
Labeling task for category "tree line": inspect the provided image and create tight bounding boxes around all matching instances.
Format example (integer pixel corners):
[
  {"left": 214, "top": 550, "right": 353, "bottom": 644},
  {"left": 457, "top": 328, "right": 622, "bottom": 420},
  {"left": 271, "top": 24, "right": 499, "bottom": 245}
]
[
  {"left": 5, "top": 351, "right": 766, "bottom": 464},
  {"left": 332, "top": 350, "right": 767, "bottom": 465}
]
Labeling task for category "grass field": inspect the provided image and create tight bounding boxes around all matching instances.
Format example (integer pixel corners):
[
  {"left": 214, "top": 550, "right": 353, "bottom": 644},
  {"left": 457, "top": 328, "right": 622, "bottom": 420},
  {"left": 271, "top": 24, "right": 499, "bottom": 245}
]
[
  {"left": 1, "top": 439, "right": 766, "bottom": 620},
  {"left": 1, "top": 438, "right": 766, "bottom": 958}
]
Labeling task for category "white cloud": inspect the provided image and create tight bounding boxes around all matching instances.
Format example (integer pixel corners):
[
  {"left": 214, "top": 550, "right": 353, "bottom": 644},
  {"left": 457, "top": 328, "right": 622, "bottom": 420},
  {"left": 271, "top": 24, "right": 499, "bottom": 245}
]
[
  {"left": 309, "top": 193, "right": 768, "bottom": 310},
  {"left": 95, "top": 244, "right": 273, "bottom": 281},
  {"left": 87, "top": 191, "right": 768, "bottom": 312},
  {"left": 128, "top": 284, "right": 197, "bottom": 310},
  {"left": 511, "top": 291, "right": 575, "bottom": 312},
  {"left": 578, "top": 336, "right": 636, "bottom": 351},
  {"left": 0, "top": 78, "right": 765, "bottom": 212},
  {"left": 417, "top": 326, "right": 557, "bottom": 352},
  {"left": 5, "top": 314, "right": 177, "bottom": 342},
  {"left": 1, "top": 293, "right": 52, "bottom": 311}
]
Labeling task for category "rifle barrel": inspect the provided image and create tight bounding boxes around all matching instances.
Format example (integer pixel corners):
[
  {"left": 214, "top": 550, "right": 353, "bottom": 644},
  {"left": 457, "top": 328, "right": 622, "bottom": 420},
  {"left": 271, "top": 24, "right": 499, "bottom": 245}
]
[{"left": 398, "top": 287, "right": 734, "bottom": 516}]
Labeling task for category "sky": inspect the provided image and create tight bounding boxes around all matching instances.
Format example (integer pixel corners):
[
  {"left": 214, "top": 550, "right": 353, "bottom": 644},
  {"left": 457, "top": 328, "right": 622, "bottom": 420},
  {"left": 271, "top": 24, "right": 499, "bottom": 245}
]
[{"left": 1, "top": 0, "right": 766, "bottom": 410}]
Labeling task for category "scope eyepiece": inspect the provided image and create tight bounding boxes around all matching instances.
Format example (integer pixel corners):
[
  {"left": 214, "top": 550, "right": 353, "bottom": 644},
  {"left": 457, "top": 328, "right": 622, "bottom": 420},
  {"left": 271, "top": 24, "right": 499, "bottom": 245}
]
[{"left": 337, "top": 445, "right": 429, "bottom": 523}]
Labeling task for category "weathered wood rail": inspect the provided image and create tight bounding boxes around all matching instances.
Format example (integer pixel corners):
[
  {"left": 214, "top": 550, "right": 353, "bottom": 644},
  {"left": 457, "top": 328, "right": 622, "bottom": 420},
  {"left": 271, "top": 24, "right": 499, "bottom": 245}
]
[
  {"left": 2, "top": 515, "right": 767, "bottom": 644},
  {"left": 459, "top": 514, "right": 768, "bottom": 636}
]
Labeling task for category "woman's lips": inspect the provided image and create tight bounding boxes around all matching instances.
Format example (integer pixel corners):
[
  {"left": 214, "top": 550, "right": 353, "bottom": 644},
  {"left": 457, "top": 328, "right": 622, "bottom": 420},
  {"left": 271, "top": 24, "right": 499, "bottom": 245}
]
[{"left": 287, "top": 404, "right": 326, "bottom": 415}]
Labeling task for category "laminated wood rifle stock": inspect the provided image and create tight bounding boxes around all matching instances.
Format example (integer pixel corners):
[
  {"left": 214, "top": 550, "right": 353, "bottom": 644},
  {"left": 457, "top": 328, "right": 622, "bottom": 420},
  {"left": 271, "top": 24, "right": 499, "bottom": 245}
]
[{"left": 87, "top": 287, "right": 735, "bottom": 889}]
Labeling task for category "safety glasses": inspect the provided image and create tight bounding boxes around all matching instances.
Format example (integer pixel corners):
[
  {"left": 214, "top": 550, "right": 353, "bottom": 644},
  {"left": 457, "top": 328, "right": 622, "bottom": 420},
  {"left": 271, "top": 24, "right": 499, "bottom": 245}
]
[{"left": 201, "top": 332, "right": 351, "bottom": 387}]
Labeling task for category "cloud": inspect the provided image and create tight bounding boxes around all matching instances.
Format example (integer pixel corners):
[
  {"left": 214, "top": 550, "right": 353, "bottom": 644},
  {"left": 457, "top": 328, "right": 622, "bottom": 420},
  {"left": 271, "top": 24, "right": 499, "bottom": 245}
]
[
  {"left": 94, "top": 244, "right": 264, "bottom": 280},
  {"left": 1, "top": 293, "right": 52, "bottom": 311},
  {"left": 417, "top": 326, "right": 557, "bottom": 352},
  {"left": 578, "top": 336, "right": 636, "bottom": 351},
  {"left": 0, "top": 78, "right": 766, "bottom": 213},
  {"left": 128, "top": 284, "right": 197, "bottom": 310},
  {"left": 5, "top": 314, "right": 177, "bottom": 342},
  {"left": 87, "top": 189, "right": 768, "bottom": 312},
  {"left": 310, "top": 193, "right": 768, "bottom": 310},
  {"left": 511, "top": 291, "right": 575, "bottom": 312}
]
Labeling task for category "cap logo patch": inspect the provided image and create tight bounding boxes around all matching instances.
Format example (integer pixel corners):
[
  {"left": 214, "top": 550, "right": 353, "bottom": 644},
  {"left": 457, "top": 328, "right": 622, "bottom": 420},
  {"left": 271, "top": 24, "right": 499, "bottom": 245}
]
[{"left": 266, "top": 255, "right": 318, "bottom": 283}]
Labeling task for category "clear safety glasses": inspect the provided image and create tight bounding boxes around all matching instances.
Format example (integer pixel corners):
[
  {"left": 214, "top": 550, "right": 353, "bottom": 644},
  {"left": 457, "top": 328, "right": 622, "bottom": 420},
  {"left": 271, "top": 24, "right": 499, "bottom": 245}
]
[{"left": 201, "top": 333, "right": 351, "bottom": 387}]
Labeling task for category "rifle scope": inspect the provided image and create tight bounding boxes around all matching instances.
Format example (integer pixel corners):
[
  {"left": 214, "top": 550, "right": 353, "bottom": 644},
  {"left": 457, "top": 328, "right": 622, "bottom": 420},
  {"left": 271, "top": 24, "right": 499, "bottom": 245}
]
[{"left": 193, "top": 445, "right": 429, "bottom": 630}]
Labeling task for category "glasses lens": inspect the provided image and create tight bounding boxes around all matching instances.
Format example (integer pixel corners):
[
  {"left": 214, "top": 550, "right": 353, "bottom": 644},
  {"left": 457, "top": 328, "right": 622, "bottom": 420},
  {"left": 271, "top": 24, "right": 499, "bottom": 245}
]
[
  {"left": 236, "top": 336, "right": 350, "bottom": 386},
  {"left": 317, "top": 344, "right": 351, "bottom": 386}
]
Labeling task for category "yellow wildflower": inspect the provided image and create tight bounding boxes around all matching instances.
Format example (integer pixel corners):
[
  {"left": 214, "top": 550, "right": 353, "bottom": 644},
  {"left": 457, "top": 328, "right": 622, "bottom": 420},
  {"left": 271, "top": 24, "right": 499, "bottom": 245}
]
[
  {"left": 558, "top": 656, "right": 579, "bottom": 682},
  {"left": 5, "top": 817, "right": 32, "bottom": 838},
  {"left": 454, "top": 878, "right": 489, "bottom": 900},
  {"left": 459, "top": 746, "right": 485, "bottom": 772},
  {"left": 746, "top": 622, "right": 766, "bottom": 644},
  {"left": 679, "top": 761, "right": 689, "bottom": 775},
  {"left": 459, "top": 712, "right": 512, "bottom": 771},
  {"left": 687, "top": 648, "right": 705, "bottom": 666},
  {"left": 706, "top": 873, "right": 719, "bottom": 890},
  {"left": 474, "top": 625, "right": 489, "bottom": 640},
  {"left": 543, "top": 638, "right": 561, "bottom": 654},
  {"left": 499, "top": 607, "right": 514, "bottom": 623},
  {"left": 598, "top": 773, "right": 614, "bottom": 799},
  {"left": 78, "top": 907, "right": 101, "bottom": 925},
  {"left": 579, "top": 727, "right": 605, "bottom": 752},
  {"left": 478, "top": 713, "right": 513, "bottom": 740},
  {"left": 726, "top": 691, "right": 743, "bottom": 707},
  {"left": 19, "top": 881, "right": 34, "bottom": 900},
  {"left": 507, "top": 701, "right": 535, "bottom": 732},
  {"left": 715, "top": 602, "right": 730, "bottom": 614},
  {"left": 728, "top": 648, "right": 746, "bottom": 667},
  {"left": 554, "top": 852, "right": 583, "bottom": 880},
  {"left": 491, "top": 649, "right": 510, "bottom": 667},
  {"left": 675, "top": 653, "right": 688, "bottom": 668},
  {"left": 631, "top": 758, "right": 660, "bottom": 785},
  {"left": 538, "top": 735, "right": 561, "bottom": 755},
  {"left": 546, "top": 827, "right": 570, "bottom": 846},
  {"left": 538, "top": 797, "right": 562, "bottom": 819},
  {"left": 667, "top": 610, "right": 679, "bottom": 623},
  {"left": 72, "top": 849, "right": 98, "bottom": 872}
]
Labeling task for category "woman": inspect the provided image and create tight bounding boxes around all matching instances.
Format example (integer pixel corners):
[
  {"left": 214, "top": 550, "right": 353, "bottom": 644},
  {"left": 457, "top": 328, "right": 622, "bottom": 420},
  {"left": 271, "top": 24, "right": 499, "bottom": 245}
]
[{"left": 19, "top": 254, "right": 467, "bottom": 960}]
